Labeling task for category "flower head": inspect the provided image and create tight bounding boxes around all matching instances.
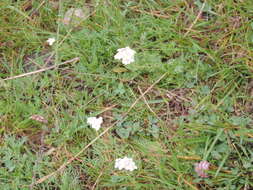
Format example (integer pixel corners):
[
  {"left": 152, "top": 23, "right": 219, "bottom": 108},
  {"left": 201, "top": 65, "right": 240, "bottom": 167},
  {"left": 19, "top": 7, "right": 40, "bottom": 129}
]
[
  {"left": 46, "top": 38, "right": 56, "bottom": 46},
  {"left": 87, "top": 117, "right": 103, "bottom": 131},
  {"left": 194, "top": 161, "right": 210, "bottom": 178},
  {"left": 115, "top": 157, "right": 137, "bottom": 171},
  {"left": 114, "top": 46, "right": 136, "bottom": 65}
]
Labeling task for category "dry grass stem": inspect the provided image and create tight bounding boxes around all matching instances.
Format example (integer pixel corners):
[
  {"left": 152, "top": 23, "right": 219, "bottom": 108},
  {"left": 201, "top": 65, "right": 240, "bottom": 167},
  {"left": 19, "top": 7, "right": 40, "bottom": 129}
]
[{"left": 2, "top": 57, "right": 80, "bottom": 81}]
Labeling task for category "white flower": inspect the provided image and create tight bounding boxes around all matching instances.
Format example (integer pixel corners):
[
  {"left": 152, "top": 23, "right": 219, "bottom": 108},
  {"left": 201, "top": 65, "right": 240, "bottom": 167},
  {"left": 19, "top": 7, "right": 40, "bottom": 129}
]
[
  {"left": 115, "top": 157, "right": 137, "bottom": 171},
  {"left": 87, "top": 117, "right": 103, "bottom": 131},
  {"left": 114, "top": 46, "right": 136, "bottom": 65},
  {"left": 46, "top": 38, "right": 56, "bottom": 46}
]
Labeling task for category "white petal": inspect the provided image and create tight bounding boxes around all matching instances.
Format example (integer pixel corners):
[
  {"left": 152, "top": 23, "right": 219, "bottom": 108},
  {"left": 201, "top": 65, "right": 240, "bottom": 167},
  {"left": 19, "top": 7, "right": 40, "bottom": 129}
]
[
  {"left": 122, "top": 57, "right": 135, "bottom": 65},
  {"left": 114, "top": 53, "right": 122, "bottom": 60}
]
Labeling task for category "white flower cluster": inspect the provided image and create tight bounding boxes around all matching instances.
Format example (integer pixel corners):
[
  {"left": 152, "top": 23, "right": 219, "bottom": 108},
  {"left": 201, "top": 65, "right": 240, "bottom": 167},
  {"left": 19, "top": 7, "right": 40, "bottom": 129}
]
[
  {"left": 46, "top": 38, "right": 56, "bottom": 46},
  {"left": 87, "top": 116, "right": 103, "bottom": 131},
  {"left": 114, "top": 46, "right": 136, "bottom": 65},
  {"left": 115, "top": 157, "right": 137, "bottom": 171}
]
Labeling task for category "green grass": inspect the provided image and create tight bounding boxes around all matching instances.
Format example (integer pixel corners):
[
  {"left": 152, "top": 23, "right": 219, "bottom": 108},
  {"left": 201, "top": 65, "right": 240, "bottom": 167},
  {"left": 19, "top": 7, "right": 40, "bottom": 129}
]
[{"left": 0, "top": 0, "right": 253, "bottom": 189}]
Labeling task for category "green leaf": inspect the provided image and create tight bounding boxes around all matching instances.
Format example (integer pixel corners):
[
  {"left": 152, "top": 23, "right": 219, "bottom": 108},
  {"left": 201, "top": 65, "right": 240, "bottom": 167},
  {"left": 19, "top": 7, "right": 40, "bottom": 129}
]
[
  {"left": 149, "top": 124, "right": 160, "bottom": 138},
  {"left": 112, "top": 67, "right": 128, "bottom": 73},
  {"left": 116, "top": 127, "right": 131, "bottom": 139},
  {"left": 114, "top": 83, "right": 126, "bottom": 95},
  {"left": 4, "top": 159, "right": 15, "bottom": 172},
  {"left": 110, "top": 176, "right": 125, "bottom": 183}
]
